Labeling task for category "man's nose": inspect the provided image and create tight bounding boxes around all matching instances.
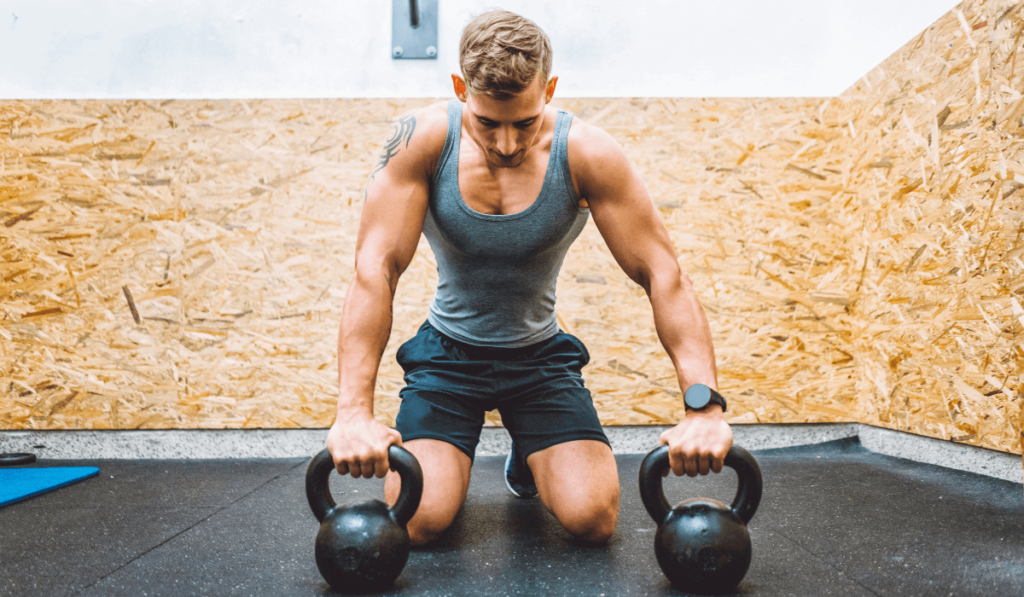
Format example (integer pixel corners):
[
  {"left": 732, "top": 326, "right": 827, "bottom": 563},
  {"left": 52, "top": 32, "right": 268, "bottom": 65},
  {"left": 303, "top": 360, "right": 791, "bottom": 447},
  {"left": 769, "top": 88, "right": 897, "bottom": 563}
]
[{"left": 495, "top": 128, "right": 516, "bottom": 156}]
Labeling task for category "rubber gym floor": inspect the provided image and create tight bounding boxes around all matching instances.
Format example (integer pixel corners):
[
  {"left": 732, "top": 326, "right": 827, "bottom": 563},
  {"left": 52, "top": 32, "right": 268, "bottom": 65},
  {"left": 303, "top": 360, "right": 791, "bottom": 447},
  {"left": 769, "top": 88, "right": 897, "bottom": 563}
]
[{"left": 1, "top": 438, "right": 1021, "bottom": 597}]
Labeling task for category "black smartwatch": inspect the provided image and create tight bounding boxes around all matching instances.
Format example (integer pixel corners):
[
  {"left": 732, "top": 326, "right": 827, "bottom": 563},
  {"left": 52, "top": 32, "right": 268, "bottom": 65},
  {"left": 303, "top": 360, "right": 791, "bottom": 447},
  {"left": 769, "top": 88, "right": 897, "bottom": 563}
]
[{"left": 683, "top": 383, "right": 727, "bottom": 412}]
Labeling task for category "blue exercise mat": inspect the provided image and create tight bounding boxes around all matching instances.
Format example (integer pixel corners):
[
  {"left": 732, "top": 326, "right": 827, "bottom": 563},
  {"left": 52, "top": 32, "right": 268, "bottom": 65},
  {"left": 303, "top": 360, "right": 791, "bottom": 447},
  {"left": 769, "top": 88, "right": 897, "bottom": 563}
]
[{"left": 0, "top": 467, "right": 100, "bottom": 507}]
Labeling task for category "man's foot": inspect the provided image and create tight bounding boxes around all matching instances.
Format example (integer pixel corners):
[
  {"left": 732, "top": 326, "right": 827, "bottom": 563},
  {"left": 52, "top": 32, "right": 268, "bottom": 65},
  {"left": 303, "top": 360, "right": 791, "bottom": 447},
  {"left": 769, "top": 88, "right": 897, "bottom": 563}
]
[{"left": 504, "top": 443, "right": 538, "bottom": 499}]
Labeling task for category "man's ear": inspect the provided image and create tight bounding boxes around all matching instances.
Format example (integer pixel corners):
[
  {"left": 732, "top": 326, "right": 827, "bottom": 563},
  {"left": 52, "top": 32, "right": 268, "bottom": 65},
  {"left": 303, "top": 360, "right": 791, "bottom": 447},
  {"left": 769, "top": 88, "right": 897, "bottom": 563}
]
[
  {"left": 544, "top": 76, "right": 558, "bottom": 103},
  {"left": 452, "top": 74, "right": 469, "bottom": 102}
]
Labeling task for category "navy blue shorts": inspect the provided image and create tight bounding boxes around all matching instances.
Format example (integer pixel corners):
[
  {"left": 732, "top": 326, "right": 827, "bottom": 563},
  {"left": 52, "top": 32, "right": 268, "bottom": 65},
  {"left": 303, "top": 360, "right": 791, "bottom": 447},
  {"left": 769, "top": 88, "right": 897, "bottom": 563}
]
[{"left": 394, "top": 321, "right": 610, "bottom": 462}]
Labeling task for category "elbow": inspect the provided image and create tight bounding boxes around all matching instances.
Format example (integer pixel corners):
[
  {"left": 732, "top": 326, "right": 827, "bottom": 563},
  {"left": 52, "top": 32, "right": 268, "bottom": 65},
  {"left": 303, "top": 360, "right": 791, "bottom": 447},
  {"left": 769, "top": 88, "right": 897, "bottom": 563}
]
[
  {"left": 353, "top": 251, "right": 400, "bottom": 292},
  {"left": 630, "top": 269, "right": 660, "bottom": 296},
  {"left": 632, "top": 270, "right": 653, "bottom": 295},
  {"left": 638, "top": 262, "right": 689, "bottom": 296}
]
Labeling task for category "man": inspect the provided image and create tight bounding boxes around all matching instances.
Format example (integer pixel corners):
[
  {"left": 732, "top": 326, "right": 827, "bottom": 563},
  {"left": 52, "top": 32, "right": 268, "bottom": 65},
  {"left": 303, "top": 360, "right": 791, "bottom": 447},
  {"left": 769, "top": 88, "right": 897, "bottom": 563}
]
[{"left": 327, "top": 9, "right": 732, "bottom": 545}]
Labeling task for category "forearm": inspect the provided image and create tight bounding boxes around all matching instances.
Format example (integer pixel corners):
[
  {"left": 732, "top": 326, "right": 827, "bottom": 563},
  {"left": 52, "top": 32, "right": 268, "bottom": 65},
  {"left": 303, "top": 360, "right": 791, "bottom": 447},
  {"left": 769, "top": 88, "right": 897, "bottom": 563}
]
[
  {"left": 337, "top": 263, "right": 396, "bottom": 417},
  {"left": 647, "top": 267, "right": 718, "bottom": 394}
]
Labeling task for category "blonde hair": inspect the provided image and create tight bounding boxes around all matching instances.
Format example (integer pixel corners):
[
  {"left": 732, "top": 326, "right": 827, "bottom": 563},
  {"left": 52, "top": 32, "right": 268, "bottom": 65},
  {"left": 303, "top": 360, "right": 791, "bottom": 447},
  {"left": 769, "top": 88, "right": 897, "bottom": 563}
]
[{"left": 459, "top": 10, "right": 553, "bottom": 100}]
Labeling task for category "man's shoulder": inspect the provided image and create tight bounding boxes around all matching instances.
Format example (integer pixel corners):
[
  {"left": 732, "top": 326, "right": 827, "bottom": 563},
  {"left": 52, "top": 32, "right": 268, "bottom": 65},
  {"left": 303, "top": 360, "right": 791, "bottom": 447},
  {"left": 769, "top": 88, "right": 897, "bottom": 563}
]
[
  {"left": 372, "top": 101, "right": 452, "bottom": 182},
  {"left": 397, "top": 101, "right": 453, "bottom": 175},
  {"left": 413, "top": 99, "right": 452, "bottom": 127},
  {"left": 566, "top": 116, "right": 618, "bottom": 153},
  {"left": 405, "top": 100, "right": 451, "bottom": 148},
  {"left": 565, "top": 115, "right": 626, "bottom": 183}
]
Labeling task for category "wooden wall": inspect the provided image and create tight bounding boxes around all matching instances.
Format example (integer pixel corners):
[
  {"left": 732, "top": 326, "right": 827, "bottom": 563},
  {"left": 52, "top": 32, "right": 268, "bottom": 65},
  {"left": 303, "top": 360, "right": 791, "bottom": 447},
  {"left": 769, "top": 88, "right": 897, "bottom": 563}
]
[
  {"left": 0, "top": 0, "right": 1019, "bottom": 457},
  {"left": 833, "top": 0, "right": 1021, "bottom": 453}
]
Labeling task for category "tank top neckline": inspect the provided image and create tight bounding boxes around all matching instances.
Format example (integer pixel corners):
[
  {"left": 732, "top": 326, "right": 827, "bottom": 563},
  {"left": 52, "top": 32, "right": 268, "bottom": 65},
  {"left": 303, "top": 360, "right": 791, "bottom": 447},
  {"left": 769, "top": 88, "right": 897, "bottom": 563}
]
[{"left": 449, "top": 102, "right": 566, "bottom": 222}]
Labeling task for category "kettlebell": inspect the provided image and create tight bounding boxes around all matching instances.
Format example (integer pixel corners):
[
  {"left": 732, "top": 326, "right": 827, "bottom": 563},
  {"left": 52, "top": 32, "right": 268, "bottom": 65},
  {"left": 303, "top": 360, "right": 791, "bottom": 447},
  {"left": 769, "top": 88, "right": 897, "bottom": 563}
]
[
  {"left": 306, "top": 445, "right": 423, "bottom": 593},
  {"left": 638, "top": 445, "right": 763, "bottom": 595}
]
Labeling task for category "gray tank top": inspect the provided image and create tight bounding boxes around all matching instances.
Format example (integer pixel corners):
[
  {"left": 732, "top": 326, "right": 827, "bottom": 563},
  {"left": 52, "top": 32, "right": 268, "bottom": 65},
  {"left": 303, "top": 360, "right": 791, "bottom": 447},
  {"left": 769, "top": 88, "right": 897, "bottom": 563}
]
[{"left": 422, "top": 99, "right": 589, "bottom": 348}]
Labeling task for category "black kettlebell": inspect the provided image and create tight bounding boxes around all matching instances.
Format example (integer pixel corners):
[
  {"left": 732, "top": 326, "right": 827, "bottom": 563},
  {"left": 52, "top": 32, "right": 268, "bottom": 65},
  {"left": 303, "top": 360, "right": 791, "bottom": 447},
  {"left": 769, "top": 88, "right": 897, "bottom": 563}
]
[
  {"left": 306, "top": 445, "right": 423, "bottom": 593},
  {"left": 639, "top": 445, "right": 763, "bottom": 595}
]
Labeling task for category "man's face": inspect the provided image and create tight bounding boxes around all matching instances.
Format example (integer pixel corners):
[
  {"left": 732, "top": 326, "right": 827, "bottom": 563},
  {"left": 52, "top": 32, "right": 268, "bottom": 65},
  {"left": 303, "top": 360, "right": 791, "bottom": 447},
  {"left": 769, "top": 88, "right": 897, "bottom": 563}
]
[{"left": 458, "top": 74, "right": 556, "bottom": 169}]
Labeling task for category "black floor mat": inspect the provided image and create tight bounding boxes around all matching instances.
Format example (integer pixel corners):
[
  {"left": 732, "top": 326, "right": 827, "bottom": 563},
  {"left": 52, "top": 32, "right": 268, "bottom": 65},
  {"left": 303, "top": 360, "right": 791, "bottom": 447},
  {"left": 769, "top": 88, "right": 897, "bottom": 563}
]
[{"left": 1, "top": 440, "right": 1020, "bottom": 597}]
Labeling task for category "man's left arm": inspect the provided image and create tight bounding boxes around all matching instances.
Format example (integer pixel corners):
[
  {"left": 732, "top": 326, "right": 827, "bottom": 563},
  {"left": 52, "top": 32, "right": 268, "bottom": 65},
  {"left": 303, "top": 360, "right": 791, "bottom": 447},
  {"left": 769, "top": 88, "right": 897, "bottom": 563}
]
[{"left": 568, "top": 122, "right": 732, "bottom": 478}]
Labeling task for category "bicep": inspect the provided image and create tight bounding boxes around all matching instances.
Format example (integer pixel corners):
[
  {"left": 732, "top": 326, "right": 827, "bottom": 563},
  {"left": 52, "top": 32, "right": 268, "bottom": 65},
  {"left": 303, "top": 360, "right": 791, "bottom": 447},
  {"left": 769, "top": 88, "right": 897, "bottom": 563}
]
[
  {"left": 355, "top": 111, "right": 434, "bottom": 281},
  {"left": 581, "top": 135, "right": 679, "bottom": 289},
  {"left": 356, "top": 170, "right": 428, "bottom": 279}
]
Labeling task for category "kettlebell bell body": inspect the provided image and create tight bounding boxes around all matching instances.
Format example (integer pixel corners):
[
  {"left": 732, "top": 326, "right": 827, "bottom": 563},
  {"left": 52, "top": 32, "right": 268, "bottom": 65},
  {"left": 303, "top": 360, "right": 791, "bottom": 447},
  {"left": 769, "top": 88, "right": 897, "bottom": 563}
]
[
  {"left": 639, "top": 445, "right": 763, "bottom": 594},
  {"left": 306, "top": 446, "right": 423, "bottom": 593}
]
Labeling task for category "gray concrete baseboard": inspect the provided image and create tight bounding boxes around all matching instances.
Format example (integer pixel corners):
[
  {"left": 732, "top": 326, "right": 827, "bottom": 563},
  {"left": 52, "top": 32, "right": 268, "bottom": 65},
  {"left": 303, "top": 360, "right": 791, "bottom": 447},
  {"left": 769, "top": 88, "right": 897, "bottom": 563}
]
[{"left": 0, "top": 424, "right": 1020, "bottom": 485}]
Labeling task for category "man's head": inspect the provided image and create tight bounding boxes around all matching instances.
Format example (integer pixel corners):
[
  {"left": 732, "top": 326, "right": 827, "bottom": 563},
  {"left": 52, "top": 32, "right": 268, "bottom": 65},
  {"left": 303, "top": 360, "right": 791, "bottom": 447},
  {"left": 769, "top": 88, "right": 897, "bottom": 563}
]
[
  {"left": 453, "top": 10, "right": 557, "bottom": 168},
  {"left": 457, "top": 9, "right": 552, "bottom": 100}
]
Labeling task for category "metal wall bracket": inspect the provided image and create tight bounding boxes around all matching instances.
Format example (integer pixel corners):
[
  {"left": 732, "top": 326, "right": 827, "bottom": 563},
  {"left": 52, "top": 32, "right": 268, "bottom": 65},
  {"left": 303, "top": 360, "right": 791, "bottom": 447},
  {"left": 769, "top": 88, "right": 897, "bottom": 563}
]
[{"left": 392, "top": 0, "right": 438, "bottom": 59}]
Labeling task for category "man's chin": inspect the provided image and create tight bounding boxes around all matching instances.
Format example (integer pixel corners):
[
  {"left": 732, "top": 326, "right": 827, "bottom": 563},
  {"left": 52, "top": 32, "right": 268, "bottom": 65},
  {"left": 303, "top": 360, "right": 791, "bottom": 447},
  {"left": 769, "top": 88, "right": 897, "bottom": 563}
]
[{"left": 489, "top": 156, "right": 523, "bottom": 169}]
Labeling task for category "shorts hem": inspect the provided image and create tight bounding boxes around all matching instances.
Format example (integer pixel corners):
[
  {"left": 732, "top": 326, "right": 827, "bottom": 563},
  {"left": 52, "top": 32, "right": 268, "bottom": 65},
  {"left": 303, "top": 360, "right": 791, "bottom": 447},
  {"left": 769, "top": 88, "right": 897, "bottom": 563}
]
[
  {"left": 397, "top": 433, "right": 478, "bottom": 463},
  {"left": 515, "top": 431, "right": 611, "bottom": 461}
]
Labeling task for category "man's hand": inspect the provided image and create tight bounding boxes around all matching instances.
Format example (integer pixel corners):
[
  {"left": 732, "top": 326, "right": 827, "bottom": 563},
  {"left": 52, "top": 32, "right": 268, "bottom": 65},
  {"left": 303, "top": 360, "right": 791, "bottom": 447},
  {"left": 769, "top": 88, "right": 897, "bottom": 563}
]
[
  {"left": 659, "top": 407, "right": 733, "bottom": 477},
  {"left": 326, "top": 407, "right": 403, "bottom": 479}
]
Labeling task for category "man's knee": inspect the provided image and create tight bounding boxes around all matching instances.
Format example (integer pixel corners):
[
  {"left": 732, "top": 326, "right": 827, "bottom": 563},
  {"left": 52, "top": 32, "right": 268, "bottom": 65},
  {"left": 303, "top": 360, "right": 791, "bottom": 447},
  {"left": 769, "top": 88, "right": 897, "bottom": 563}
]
[
  {"left": 529, "top": 439, "right": 620, "bottom": 542},
  {"left": 557, "top": 493, "right": 619, "bottom": 543},
  {"left": 384, "top": 439, "right": 471, "bottom": 546},
  {"left": 406, "top": 507, "right": 455, "bottom": 546},
  {"left": 386, "top": 475, "right": 463, "bottom": 545}
]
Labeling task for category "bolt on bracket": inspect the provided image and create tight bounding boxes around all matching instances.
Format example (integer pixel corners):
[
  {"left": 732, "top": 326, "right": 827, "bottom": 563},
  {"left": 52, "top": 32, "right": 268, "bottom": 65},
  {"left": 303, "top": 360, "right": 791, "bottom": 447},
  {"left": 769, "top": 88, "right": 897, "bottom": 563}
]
[{"left": 392, "top": 0, "right": 438, "bottom": 60}]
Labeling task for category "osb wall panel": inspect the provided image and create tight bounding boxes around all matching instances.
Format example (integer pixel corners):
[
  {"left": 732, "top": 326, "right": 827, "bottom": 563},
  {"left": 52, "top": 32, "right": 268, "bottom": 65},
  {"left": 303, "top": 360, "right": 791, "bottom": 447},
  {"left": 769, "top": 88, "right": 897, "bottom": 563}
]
[
  {"left": 833, "top": 0, "right": 1021, "bottom": 453},
  {"left": 1, "top": 96, "right": 847, "bottom": 432},
  {"left": 0, "top": 1, "right": 1018, "bottom": 455}
]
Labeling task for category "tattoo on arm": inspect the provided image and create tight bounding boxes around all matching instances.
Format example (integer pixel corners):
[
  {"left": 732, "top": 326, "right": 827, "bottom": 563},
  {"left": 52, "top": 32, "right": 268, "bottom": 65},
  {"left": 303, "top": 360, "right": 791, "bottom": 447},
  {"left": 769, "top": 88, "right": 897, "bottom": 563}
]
[
  {"left": 366, "top": 115, "right": 413, "bottom": 361},
  {"left": 369, "top": 113, "right": 417, "bottom": 180}
]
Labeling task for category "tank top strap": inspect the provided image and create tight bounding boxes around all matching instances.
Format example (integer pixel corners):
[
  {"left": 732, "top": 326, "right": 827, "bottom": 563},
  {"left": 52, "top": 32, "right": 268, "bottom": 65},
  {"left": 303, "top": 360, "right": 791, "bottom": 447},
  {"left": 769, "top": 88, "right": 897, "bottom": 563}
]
[
  {"left": 552, "top": 109, "right": 582, "bottom": 205},
  {"left": 433, "top": 99, "right": 463, "bottom": 185}
]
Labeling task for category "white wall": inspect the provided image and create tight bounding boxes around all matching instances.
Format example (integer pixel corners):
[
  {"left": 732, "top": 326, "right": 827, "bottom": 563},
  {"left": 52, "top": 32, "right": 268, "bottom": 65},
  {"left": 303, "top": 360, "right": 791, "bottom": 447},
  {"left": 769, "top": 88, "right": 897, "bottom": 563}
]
[{"left": 1, "top": 0, "right": 957, "bottom": 98}]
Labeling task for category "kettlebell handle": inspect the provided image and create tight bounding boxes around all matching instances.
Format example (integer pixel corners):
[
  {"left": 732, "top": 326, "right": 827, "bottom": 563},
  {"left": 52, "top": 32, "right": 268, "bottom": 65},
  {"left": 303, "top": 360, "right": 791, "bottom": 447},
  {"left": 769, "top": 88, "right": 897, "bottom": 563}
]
[
  {"left": 638, "top": 444, "right": 763, "bottom": 525},
  {"left": 306, "top": 445, "right": 423, "bottom": 528}
]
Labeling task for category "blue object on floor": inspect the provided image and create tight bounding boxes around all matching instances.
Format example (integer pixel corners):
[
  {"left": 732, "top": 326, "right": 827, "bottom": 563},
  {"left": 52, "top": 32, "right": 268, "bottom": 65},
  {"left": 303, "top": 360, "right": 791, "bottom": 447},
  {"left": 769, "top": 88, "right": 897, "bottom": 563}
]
[{"left": 0, "top": 467, "right": 100, "bottom": 508}]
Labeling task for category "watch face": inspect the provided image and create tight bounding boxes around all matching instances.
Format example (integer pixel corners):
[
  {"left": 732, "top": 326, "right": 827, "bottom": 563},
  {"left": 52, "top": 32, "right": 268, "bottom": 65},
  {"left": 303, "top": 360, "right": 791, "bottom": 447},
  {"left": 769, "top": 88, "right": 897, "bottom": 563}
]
[{"left": 685, "top": 384, "right": 711, "bottom": 409}]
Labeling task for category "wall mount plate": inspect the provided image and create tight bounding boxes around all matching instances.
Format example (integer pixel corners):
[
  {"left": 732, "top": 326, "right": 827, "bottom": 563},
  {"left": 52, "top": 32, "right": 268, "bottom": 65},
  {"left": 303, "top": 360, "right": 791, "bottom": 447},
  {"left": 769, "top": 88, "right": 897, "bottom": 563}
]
[{"left": 392, "top": 0, "right": 438, "bottom": 60}]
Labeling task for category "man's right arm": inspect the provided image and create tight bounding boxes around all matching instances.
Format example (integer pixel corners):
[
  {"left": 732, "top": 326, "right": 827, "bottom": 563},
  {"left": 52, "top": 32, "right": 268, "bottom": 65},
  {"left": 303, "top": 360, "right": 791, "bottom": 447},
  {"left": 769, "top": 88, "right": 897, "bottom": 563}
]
[{"left": 328, "top": 106, "right": 443, "bottom": 479}]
